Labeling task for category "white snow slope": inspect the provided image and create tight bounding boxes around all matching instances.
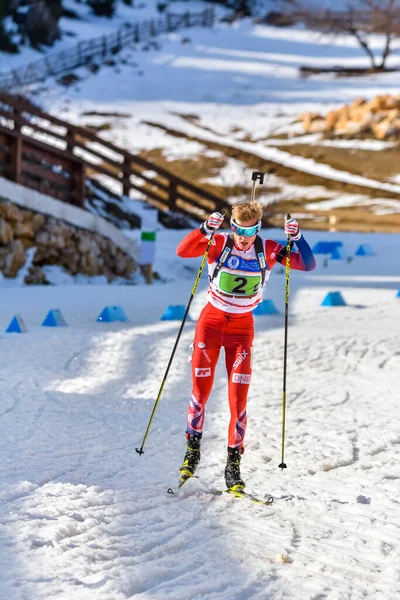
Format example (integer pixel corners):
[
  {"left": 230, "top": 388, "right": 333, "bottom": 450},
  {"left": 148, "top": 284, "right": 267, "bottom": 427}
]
[
  {"left": 24, "top": 10, "right": 400, "bottom": 217},
  {"left": 1, "top": 227, "right": 400, "bottom": 600}
]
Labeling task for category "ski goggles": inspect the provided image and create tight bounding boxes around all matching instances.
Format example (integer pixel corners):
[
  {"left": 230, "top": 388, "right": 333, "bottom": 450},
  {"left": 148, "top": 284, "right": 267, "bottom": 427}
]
[{"left": 230, "top": 219, "right": 261, "bottom": 237}]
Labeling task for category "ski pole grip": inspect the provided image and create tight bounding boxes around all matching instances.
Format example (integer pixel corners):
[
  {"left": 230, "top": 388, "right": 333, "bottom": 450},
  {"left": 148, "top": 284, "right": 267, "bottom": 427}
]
[
  {"left": 217, "top": 209, "right": 226, "bottom": 228},
  {"left": 252, "top": 171, "right": 265, "bottom": 184},
  {"left": 286, "top": 213, "right": 291, "bottom": 242}
]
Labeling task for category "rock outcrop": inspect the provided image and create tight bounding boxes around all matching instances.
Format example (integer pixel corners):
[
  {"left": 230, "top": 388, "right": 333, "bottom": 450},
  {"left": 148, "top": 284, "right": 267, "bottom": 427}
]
[
  {"left": 0, "top": 200, "right": 136, "bottom": 284},
  {"left": 299, "top": 94, "right": 400, "bottom": 140}
]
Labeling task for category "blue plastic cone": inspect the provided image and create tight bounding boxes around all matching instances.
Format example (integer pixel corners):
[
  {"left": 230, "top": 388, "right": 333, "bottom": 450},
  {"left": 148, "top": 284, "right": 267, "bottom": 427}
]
[
  {"left": 330, "top": 247, "right": 344, "bottom": 260},
  {"left": 97, "top": 306, "right": 128, "bottom": 323},
  {"left": 42, "top": 309, "right": 67, "bottom": 327},
  {"left": 321, "top": 291, "right": 347, "bottom": 307},
  {"left": 6, "top": 315, "right": 28, "bottom": 333},
  {"left": 355, "top": 244, "right": 375, "bottom": 257},
  {"left": 161, "top": 305, "right": 192, "bottom": 321},
  {"left": 253, "top": 299, "right": 279, "bottom": 315}
]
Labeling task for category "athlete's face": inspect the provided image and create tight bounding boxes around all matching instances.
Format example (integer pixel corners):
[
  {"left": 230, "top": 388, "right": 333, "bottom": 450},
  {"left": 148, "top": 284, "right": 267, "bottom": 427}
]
[{"left": 232, "top": 219, "right": 258, "bottom": 251}]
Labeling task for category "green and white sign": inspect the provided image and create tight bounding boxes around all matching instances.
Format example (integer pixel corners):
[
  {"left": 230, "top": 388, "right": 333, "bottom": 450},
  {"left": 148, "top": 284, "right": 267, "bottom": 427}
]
[{"left": 139, "top": 208, "right": 158, "bottom": 265}]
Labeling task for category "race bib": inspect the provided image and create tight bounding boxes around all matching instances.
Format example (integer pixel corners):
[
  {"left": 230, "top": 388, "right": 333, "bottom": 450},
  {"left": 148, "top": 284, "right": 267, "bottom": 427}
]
[{"left": 219, "top": 272, "right": 260, "bottom": 296}]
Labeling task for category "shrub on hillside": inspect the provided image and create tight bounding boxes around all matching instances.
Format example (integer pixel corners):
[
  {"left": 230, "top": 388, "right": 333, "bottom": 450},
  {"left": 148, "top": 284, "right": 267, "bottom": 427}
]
[
  {"left": 1, "top": 0, "right": 63, "bottom": 50},
  {"left": 0, "top": 23, "right": 18, "bottom": 52},
  {"left": 230, "top": 0, "right": 251, "bottom": 16},
  {"left": 261, "top": 11, "right": 297, "bottom": 27},
  {"left": 62, "top": 5, "right": 80, "bottom": 19},
  {"left": 24, "top": 1, "right": 61, "bottom": 48},
  {"left": 87, "top": 0, "right": 116, "bottom": 17},
  {"left": 208, "top": 0, "right": 252, "bottom": 16},
  {"left": 0, "top": 0, "right": 19, "bottom": 52}
]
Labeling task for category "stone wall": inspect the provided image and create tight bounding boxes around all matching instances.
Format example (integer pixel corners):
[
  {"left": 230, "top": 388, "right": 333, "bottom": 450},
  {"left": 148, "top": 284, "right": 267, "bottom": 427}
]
[
  {"left": 299, "top": 94, "right": 400, "bottom": 140},
  {"left": 0, "top": 200, "right": 136, "bottom": 284}
]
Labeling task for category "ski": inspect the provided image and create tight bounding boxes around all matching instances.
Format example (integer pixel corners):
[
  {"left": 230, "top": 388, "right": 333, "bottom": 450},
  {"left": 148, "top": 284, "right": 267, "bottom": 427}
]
[
  {"left": 208, "top": 487, "right": 273, "bottom": 506},
  {"left": 167, "top": 473, "right": 198, "bottom": 495},
  {"left": 167, "top": 477, "right": 273, "bottom": 505}
]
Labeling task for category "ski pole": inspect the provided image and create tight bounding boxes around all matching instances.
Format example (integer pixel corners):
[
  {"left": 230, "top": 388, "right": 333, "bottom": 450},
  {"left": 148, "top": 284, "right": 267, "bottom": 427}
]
[
  {"left": 251, "top": 171, "right": 265, "bottom": 201},
  {"left": 136, "top": 214, "right": 224, "bottom": 455},
  {"left": 279, "top": 213, "right": 292, "bottom": 470}
]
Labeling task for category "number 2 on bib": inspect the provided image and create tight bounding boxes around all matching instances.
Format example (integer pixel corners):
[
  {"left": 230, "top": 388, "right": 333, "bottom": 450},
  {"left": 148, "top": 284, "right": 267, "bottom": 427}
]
[{"left": 219, "top": 272, "right": 261, "bottom": 296}]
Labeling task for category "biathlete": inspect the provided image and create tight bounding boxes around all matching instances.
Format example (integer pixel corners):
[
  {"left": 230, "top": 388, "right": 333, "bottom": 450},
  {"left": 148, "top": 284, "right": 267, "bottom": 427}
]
[{"left": 176, "top": 202, "right": 316, "bottom": 490}]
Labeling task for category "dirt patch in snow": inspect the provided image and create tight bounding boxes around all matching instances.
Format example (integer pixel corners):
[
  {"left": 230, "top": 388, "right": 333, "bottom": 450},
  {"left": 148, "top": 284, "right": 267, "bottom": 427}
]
[{"left": 141, "top": 121, "right": 400, "bottom": 233}]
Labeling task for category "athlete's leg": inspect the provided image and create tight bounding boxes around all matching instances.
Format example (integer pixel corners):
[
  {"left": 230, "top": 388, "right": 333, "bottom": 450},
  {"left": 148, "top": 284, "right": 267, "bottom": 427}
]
[
  {"left": 186, "top": 304, "right": 224, "bottom": 437},
  {"left": 224, "top": 313, "right": 254, "bottom": 449}
]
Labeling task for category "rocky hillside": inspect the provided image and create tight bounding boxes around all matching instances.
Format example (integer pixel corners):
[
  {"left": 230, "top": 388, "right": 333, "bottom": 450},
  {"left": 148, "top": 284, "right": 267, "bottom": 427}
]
[{"left": 0, "top": 199, "right": 136, "bottom": 284}]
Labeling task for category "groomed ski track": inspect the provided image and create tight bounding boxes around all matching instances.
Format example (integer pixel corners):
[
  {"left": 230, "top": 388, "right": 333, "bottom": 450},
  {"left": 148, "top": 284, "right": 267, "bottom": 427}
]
[{"left": 0, "top": 232, "right": 399, "bottom": 599}]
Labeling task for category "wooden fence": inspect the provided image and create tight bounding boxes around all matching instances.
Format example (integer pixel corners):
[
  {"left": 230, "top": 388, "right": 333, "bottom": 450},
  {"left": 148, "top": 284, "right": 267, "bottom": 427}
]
[
  {"left": 0, "top": 92, "right": 233, "bottom": 224},
  {"left": 0, "top": 8, "right": 215, "bottom": 90}
]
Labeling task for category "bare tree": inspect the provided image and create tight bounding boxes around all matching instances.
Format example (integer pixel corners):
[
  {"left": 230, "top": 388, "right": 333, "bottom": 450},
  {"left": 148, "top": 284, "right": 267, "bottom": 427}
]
[{"left": 291, "top": 0, "right": 400, "bottom": 70}]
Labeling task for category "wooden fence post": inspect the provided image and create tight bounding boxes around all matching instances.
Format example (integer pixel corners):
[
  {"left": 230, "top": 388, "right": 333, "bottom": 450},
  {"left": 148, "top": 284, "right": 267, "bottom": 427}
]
[
  {"left": 11, "top": 68, "right": 22, "bottom": 87},
  {"left": 66, "top": 127, "right": 75, "bottom": 153},
  {"left": 77, "top": 41, "right": 83, "bottom": 64},
  {"left": 45, "top": 57, "right": 54, "bottom": 77},
  {"left": 10, "top": 135, "right": 22, "bottom": 184},
  {"left": 122, "top": 156, "right": 131, "bottom": 197},
  {"left": 143, "top": 264, "right": 153, "bottom": 285},
  {"left": 169, "top": 181, "right": 177, "bottom": 210},
  {"left": 72, "top": 162, "right": 85, "bottom": 207},
  {"left": 166, "top": 13, "right": 172, "bottom": 31},
  {"left": 13, "top": 107, "right": 22, "bottom": 134}
]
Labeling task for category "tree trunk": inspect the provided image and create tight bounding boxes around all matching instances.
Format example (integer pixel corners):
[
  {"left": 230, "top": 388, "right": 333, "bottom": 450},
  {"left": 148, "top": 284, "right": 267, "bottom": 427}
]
[
  {"left": 378, "top": 31, "right": 392, "bottom": 70},
  {"left": 349, "top": 26, "right": 377, "bottom": 69}
]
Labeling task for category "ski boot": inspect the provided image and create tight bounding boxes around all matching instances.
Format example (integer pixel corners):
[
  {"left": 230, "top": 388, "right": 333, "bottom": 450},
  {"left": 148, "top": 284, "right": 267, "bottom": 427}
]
[
  {"left": 225, "top": 446, "right": 245, "bottom": 491},
  {"left": 179, "top": 433, "right": 202, "bottom": 487}
]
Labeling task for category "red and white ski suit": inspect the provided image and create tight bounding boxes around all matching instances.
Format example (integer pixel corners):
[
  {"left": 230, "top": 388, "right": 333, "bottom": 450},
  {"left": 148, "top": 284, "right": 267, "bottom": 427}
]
[{"left": 176, "top": 228, "right": 316, "bottom": 449}]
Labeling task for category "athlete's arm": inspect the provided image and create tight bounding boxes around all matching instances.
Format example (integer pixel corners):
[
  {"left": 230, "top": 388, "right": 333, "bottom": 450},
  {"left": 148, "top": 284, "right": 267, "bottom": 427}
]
[
  {"left": 176, "top": 228, "right": 225, "bottom": 260},
  {"left": 265, "top": 235, "right": 316, "bottom": 271}
]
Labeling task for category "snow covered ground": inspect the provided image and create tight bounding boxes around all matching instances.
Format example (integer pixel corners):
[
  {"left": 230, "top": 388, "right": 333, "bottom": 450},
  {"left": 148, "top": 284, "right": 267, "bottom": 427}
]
[
  {"left": 1, "top": 4, "right": 400, "bottom": 595},
  {"left": 3, "top": 1, "right": 400, "bottom": 219},
  {"left": 1, "top": 226, "right": 400, "bottom": 599},
  {"left": 0, "top": 0, "right": 214, "bottom": 72}
]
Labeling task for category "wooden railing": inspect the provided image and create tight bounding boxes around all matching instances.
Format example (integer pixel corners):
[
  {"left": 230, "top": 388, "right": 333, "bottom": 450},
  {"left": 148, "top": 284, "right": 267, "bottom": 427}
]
[
  {"left": 0, "top": 8, "right": 215, "bottom": 91},
  {"left": 0, "top": 92, "right": 232, "bottom": 224}
]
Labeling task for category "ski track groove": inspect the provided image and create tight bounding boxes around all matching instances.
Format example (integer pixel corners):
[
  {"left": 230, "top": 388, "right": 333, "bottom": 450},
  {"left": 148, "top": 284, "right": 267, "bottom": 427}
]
[{"left": 199, "top": 497, "right": 398, "bottom": 592}]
